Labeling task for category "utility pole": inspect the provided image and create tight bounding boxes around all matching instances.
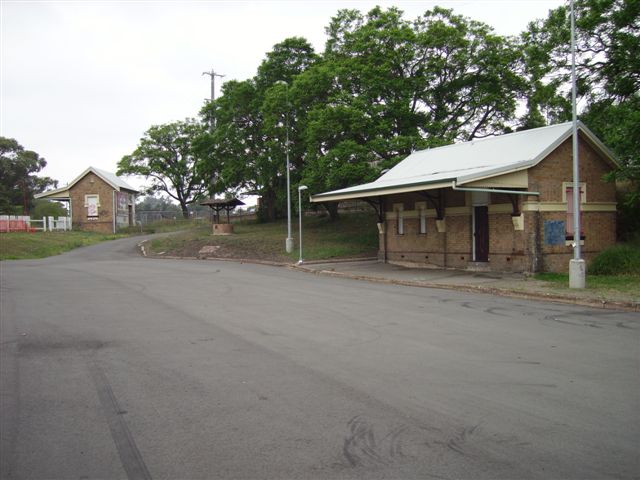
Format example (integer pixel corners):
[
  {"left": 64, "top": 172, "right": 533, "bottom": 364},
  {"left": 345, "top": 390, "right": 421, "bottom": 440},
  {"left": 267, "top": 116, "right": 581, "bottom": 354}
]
[{"left": 202, "top": 69, "right": 225, "bottom": 129}]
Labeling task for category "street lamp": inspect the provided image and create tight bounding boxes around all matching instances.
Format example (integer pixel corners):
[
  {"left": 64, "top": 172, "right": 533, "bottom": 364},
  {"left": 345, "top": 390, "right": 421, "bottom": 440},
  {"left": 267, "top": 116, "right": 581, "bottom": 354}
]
[
  {"left": 275, "top": 80, "right": 293, "bottom": 253},
  {"left": 569, "top": 0, "right": 585, "bottom": 289},
  {"left": 298, "top": 185, "right": 308, "bottom": 265}
]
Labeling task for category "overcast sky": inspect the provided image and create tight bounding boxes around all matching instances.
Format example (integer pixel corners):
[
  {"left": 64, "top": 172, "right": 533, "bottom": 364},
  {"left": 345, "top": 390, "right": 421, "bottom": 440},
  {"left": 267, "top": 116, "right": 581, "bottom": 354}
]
[{"left": 1, "top": 0, "right": 564, "bottom": 193}]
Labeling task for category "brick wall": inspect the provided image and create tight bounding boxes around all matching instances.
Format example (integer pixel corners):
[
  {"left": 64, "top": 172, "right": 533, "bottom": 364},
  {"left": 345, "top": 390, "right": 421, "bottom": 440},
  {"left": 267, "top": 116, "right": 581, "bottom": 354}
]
[
  {"left": 378, "top": 134, "right": 617, "bottom": 273},
  {"left": 528, "top": 136, "right": 617, "bottom": 273},
  {"left": 69, "top": 173, "right": 115, "bottom": 233},
  {"left": 528, "top": 136, "right": 616, "bottom": 202}
]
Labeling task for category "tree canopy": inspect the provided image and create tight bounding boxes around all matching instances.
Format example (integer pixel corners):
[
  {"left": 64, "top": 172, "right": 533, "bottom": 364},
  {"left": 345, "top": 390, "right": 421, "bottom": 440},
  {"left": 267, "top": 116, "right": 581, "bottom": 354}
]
[
  {"left": 117, "top": 120, "right": 214, "bottom": 218},
  {"left": 520, "top": 0, "right": 639, "bottom": 221},
  {"left": 0, "top": 137, "right": 57, "bottom": 214},
  {"left": 121, "top": 2, "right": 637, "bottom": 230}
]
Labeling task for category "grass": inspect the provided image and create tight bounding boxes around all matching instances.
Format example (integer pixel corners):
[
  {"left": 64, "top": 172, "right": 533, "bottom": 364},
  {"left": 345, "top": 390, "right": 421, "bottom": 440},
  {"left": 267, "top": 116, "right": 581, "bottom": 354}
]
[
  {"left": 534, "top": 272, "right": 640, "bottom": 300},
  {"left": 147, "top": 212, "right": 380, "bottom": 262},
  {"left": 0, "top": 218, "right": 208, "bottom": 260},
  {"left": 117, "top": 217, "right": 210, "bottom": 234},
  {"left": 0, "top": 231, "right": 126, "bottom": 260}
]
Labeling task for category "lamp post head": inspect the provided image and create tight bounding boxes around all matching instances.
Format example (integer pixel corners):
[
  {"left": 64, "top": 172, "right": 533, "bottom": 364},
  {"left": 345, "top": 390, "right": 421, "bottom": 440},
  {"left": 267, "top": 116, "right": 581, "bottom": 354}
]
[
  {"left": 275, "top": 80, "right": 288, "bottom": 87},
  {"left": 298, "top": 185, "right": 308, "bottom": 192}
]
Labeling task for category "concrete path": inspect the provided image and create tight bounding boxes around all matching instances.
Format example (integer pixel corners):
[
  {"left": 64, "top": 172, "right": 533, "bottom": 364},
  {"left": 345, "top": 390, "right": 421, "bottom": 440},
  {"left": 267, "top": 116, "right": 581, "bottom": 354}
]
[{"left": 294, "top": 259, "right": 639, "bottom": 311}]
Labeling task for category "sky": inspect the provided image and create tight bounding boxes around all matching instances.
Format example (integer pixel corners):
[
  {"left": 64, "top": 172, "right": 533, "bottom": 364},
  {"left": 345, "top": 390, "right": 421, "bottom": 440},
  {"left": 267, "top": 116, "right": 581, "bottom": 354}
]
[{"left": 1, "top": 0, "right": 565, "bottom": 196}]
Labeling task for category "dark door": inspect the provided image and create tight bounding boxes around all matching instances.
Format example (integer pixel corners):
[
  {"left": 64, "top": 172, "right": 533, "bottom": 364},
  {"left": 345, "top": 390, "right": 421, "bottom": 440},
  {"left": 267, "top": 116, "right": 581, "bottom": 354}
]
[{"left": 474, "top": 206, "right": 489, "bottom": 262}]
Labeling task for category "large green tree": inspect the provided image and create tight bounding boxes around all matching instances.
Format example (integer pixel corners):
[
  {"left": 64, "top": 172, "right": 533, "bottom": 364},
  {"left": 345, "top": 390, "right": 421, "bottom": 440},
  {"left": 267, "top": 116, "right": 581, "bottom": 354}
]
[
  {"left": 300, "top": 7, "right": 524, "bottom": 217},
  {"left": 522, "top": 0, "right": 639, "bottom": 236},
  {"left": 202, "top": 37, "right": 318, "bottom": 221},
  {"left": 0, "top": 137, "right": 57, "bottom": 214},
  {"left": 117, "top": 120, "right": 213, "bottom": 218}
]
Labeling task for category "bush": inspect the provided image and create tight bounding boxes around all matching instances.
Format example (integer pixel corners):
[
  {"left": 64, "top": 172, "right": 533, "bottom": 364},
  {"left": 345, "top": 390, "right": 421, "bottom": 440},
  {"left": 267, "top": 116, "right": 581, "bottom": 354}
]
[
  {"left": 590, "top": 242, "right": 640, "bottom": 276},
  {"left": 31, "top": 199, "right": 67, "bottom": 219},
  {"left": 616, "top": 191, "right": 640, "bottom": 242}
]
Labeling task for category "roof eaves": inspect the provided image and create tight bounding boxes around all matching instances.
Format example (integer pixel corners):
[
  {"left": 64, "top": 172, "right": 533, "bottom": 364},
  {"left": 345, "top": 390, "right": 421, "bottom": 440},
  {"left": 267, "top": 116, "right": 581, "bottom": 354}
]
[
  {"left": 311, "top": 178, "right": 454, "bottom": 202},
  {"left": 34, "top": 186, "right": 71, "bottom": 199},
  {"left": 576, "top": 121, "right": 619, "bottom": 167}
]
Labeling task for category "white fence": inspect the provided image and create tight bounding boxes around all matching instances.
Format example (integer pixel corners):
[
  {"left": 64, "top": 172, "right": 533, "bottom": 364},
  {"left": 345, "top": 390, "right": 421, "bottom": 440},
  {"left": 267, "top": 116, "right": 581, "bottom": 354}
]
[{"left": 0, "top": 215, "right": 72, "bottom": 233}]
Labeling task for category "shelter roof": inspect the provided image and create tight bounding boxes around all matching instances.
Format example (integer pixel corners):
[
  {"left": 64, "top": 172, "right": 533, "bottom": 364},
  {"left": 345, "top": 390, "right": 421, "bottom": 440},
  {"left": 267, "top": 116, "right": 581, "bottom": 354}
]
[
  {"left": 200, "top": 198, "right": 245, "bottom": 208},
  {"left": 311, "top": 122, "right": 617, "bottom": 202}
]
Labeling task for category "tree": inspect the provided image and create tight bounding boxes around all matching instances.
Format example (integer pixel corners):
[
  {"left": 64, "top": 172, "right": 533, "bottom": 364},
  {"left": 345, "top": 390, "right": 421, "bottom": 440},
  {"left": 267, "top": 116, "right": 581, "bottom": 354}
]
[
  {"left": 521, "top": 0, "right": 640, "bottom": 235},
  {"left": 117, "top": 120, "right": 212, "bottom": 219},
  {"left": 300, "top": 7, "right": 524, "bottom": 218},
  {"left": 0, "top": 137, "right": 57, "bottom": 214},
  {"left": 31, "top": 199, "right": 67, "bottom": 219},
  {"left": 202, "top": 38, "right": 318, "bottom": 221},
  {"left": 135, "top": 195, "right": 182, "bottom": 213}
]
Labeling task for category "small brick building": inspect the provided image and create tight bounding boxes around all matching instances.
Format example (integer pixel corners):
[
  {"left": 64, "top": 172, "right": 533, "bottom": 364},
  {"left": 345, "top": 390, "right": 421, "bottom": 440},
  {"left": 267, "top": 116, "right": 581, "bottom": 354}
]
[
  {"left": 311, "top": 122, "right": 618, "bottom": 274},
  {"left": 36, "top": 167, "right": 138, "bottom": 234}
]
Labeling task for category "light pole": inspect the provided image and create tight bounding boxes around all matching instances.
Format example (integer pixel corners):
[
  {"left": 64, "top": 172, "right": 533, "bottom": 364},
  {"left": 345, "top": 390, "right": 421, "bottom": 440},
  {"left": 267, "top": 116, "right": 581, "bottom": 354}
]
[
  {"left": 298, "top": 185, "right": 308, "bottom": 265},
  {"left": 569, "top": 0, "right": 585, "bottom": 288},
  {"left": 275, "top": 80, "right": 293, "bottom": 253}
]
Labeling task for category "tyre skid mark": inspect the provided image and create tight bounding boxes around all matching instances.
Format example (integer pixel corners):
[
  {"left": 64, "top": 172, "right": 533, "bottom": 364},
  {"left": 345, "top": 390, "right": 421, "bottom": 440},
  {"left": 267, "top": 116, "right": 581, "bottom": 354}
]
[{"left": 88, "top": 360, "right": 152, "bottom": 480}]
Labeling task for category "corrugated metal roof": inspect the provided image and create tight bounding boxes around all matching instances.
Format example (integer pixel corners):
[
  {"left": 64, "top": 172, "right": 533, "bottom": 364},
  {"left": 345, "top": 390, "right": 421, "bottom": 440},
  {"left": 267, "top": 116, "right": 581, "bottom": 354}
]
[
  {"left": 311, "top": 121, "right": 616, "bottom": 202},
  {"left": 91, "top": 167, "right": 138, "bottom": 192},
  {"left": 35, "top": 166, "right": 138, "bottom": 200}
]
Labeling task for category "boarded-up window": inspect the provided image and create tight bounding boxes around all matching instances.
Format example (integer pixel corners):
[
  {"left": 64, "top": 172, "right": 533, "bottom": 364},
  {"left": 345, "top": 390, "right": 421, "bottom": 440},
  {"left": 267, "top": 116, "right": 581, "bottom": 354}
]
[
  {"left": 395, "top": 205, "right": 404, "bottom": 235},
  {"left": 565, "top": 186, "right": 584, "bottom": 240},
  {"left": 85, "top": 195, "right": 99, "bottom": 218},
  {"left": 419, "top": 207, "right": 427, "bottom": 234}
]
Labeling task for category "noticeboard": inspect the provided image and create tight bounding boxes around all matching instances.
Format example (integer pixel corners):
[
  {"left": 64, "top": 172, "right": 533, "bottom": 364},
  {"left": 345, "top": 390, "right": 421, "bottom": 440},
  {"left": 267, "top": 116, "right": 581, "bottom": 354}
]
[{"left": 544, "top": 220, "right": 565, "bottom": 245}]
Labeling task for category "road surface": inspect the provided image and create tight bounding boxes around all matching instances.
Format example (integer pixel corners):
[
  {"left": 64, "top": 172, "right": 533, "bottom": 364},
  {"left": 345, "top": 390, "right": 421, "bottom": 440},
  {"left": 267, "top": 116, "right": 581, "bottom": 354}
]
[{"left": 1, "top": 236, "right": 638, "bottom": 479}]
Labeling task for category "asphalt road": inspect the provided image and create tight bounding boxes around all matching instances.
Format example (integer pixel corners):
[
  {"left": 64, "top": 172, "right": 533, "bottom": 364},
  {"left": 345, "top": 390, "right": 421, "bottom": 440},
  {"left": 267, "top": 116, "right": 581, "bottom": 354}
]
[{"left": 1, "top": 236, "right": 639, "bottom": 480}]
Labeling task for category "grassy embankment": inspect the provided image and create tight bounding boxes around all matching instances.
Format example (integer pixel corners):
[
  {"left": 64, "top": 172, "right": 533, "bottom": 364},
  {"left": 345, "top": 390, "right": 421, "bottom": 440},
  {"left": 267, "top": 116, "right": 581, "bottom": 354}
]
[
  {"left": 0, "top": 231, "right": 126, "bottom": 260},
  {"left": 147, "top": 213, "right": 379, "bottom": 263},
  {"left": 0, "top": 219, "right": 202, "bottom": 260}
]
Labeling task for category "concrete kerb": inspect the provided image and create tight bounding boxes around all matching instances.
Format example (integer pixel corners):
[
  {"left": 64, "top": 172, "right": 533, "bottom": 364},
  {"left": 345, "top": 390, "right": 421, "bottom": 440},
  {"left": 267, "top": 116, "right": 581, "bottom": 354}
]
[
  {"left": 137, "top": 241, "right": 638, "bottom": 312},
  {"left": 290, "top": 263, "right": 639, "bottom": 312}
]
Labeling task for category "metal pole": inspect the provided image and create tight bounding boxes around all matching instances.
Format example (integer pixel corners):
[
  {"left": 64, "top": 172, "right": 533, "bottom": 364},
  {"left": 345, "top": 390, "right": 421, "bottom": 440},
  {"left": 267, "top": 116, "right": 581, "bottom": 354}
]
[
  {"left": 569, "top": 0, "right": 585, "bottom": 288},
  {"left": 298, "top": 186, "right": 308, "bottom": 264},
  {"left": 276, "top": 80, "right": 293, "bottom": 253},
  {"left": 285, "top": 86, "right": 293, "bottom": 253}
]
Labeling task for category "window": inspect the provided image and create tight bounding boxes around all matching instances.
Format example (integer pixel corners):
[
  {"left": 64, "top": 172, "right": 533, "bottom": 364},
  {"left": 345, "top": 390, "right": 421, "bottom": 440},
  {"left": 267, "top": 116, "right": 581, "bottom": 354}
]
[
  {"left": 85, "top": 195, "right": 100, "bottom": 218},
  {"left": 565, "top": 186, "right": 584, "bottom": 241},
  {"left": 394, "top": 204, "right": 404, "bottom": 235},
  {"left": 419, "top": 207, "right": 427, "bottom": 234}
]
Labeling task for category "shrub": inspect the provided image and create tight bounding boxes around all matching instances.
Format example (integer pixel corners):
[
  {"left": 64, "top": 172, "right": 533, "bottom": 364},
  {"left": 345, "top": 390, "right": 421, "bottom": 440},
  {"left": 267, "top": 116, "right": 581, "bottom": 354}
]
[{"left": 590, "top": 242, "right": 640, "bottom": 276}]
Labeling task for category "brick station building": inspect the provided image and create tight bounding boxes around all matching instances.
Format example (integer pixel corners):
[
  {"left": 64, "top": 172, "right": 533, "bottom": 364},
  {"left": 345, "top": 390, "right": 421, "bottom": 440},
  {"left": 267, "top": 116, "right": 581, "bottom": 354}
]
[
  {"left": 35, "top": 167, "right": 138, "bottom": 234},
  {"left": 311, "top": 122, "right": 618, "bottom": 274}
]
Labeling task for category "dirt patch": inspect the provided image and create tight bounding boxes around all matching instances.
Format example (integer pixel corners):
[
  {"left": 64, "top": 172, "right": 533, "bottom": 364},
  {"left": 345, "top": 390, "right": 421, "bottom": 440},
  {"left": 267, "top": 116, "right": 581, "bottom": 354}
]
[{"left": 170, "top": 240, "right": 290, "bottom": 263}]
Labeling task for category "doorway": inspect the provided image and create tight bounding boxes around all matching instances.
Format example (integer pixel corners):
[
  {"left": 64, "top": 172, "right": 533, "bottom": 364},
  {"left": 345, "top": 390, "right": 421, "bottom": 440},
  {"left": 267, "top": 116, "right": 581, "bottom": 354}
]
[{"left": 474, "top": 206, "right": 489, "bottom": 262}]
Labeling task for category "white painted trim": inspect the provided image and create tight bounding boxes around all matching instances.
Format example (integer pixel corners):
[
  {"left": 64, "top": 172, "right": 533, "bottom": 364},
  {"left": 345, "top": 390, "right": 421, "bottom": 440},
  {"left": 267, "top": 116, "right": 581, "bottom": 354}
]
[
  {"left": 522, "top": 202, "right": 616, "bottom": 212},
  {"left": 310, "top": 181, "right": 453, "bottom": 203},
  {"left": 562, "top": 182, "right": 586, "bottom": 203}
]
